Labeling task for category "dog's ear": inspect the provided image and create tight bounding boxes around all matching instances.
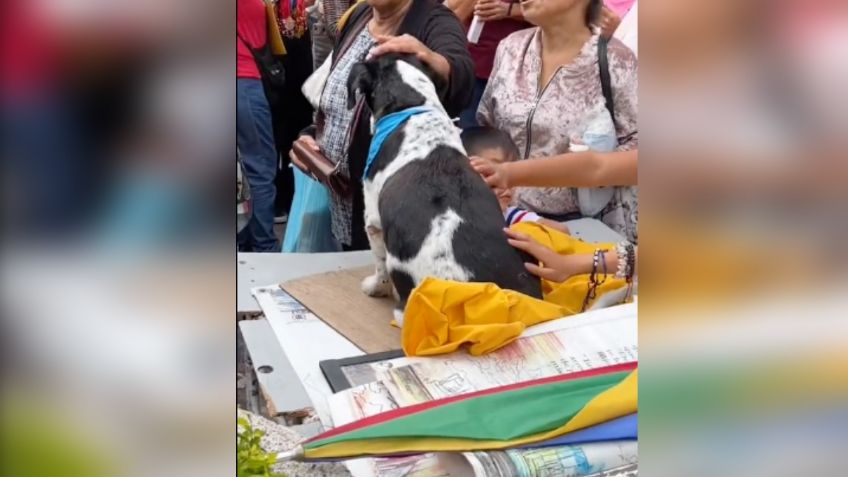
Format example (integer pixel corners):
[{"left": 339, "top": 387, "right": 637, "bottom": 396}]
[{"left": 347, "top": 62, "right": 373, "bottom": 110}]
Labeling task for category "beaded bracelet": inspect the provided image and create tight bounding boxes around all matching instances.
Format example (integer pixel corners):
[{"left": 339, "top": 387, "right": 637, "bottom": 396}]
[
  {"left": 589, "top": 249, "right": 600, "bottom": 285},
  {"left": 582, "top": 249, "right": 600, "bottom": 311},
  {"left": 582, "top": 248, "right": 609, "bottom": 312},
  {"left": 616, "top": 241, "right": 636, "bottom": 301},
  {"left": 625, "top": 243, "right": 636, "bottom": 281},
  {"left": 615, "top": 241, "right": 629, "bottom": 279}
]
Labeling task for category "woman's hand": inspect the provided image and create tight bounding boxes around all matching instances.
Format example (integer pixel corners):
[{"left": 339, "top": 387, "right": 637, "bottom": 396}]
[
  {"left": 470, "top": 157, "right": 513, "bottom": 207},
  {"left": 288, "top": 135, "right": 320, "bottom": 164},
  {"left": 599, "top": 6, "right": 622, "bottom": 39},
  {"left": 368, "top": 34, "right": 451, "bottom": 81},
  {"left": 292, "top": 134, "right": 319, "bottom": 153},
  {"left": 505, "top": 228, "right": 590, "bottom": 282},
  {"left": 474, "top": 0, "right": 510, "bottom": 21},
  {"left": 471, "top": 157, "right": 512, "bottom": 191}
]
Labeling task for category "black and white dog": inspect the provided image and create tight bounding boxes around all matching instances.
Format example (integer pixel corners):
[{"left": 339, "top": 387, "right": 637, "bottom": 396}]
[{"left": 347, "top": 55, "right": 542, "bottom": 323}]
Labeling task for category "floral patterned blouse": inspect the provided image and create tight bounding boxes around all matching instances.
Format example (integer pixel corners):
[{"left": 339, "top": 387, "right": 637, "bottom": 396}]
[{"left": 478, "top": 28, "right": 639, "bottom": 242}]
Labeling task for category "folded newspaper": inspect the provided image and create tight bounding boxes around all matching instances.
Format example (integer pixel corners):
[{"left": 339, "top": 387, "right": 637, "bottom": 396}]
[
  {"left": 439, "top": 441, "right": 637, "bottom": 477},
  {"left": 587, "top": 463, "right": 638, "bottom": 477}
]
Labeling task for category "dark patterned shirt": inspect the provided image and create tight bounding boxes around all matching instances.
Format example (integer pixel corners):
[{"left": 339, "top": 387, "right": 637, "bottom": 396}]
[{"left": 317, "top": 28, "right": 375, "bottom": 245}]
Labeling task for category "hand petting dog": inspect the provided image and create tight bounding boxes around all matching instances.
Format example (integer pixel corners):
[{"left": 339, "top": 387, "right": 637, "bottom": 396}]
[
  {"left": 504, "top": 228, "right": 586, "bottom": 282},
  {"left": 470, "top": 157, "right": 511, "bottom": 194},
  {"left": 367, "top": 34, "right": 452, "bottom": 81}
]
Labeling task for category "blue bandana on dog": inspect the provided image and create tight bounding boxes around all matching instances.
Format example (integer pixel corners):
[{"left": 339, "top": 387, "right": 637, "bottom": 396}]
[{"left": 364, "top": 106, "right": 432, "bottom": 178}]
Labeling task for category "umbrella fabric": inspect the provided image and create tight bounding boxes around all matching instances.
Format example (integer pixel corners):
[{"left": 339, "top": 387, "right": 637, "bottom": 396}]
[
  {"left": 402, "top": 222, "right": 628, "bottom": 357},
  {"left": 524, "top": 413, "right": 637, "bottom": 448},
  {"left": 302, "top": 362, "right": 637, "bottom": 460}
]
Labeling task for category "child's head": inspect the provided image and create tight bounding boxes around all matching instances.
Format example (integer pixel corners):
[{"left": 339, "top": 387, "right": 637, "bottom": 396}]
[
  {"left": 462, "top": 127, "right": 519, "bottom": 211},
  {"left": 461, "top": 126, "right": 520, "bottom": 164}
]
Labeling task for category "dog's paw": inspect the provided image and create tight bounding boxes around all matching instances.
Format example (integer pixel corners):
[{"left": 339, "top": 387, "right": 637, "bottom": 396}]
[
  {"left": 392, "top": 307, "right": 405, "bottom": 327},
  {"left": 361, "top": 273, "right": 392, "bottom": 297}
]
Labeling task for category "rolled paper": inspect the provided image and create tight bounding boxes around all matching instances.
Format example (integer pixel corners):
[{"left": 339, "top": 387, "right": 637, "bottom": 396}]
[{"left": 467, "top": 15, "right": 485, "bottom": 44}]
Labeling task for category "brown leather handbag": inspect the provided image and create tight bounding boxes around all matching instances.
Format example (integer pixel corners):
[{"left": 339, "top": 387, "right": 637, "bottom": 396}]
[{"left": 290, "top": 139, "right": 351, "bottom": 197}]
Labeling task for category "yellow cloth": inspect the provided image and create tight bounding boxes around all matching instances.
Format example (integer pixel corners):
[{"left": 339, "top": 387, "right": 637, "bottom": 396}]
[{"left": 402, "top": 222, "right": 627, "bottom": 357}]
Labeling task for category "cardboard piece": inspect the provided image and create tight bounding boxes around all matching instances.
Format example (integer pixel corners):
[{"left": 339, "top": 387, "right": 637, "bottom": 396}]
[{"left": 280, "top": 266, "right": 400, "bottom": 354}]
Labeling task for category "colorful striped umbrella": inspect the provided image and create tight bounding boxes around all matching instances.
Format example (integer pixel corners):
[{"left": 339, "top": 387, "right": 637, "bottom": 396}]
[
  {"left": 278, "top": 362, "right": 637, "bottom": 462},
  {"left": 526, "top": 413, "right": 637, "bottom": 448}
]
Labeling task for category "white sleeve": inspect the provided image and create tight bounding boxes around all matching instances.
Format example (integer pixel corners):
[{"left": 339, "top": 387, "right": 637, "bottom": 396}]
[{"left": 505, "top": 206, "right": 543, "bottom": 226}]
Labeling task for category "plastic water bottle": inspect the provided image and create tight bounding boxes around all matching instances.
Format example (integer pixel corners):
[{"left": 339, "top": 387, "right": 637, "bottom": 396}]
[
  {"left": 577, "top": 106, "right": 617, "bottom": 153},
  {"left": 573, "top": 106, "right": 618, "bottom": 217}
]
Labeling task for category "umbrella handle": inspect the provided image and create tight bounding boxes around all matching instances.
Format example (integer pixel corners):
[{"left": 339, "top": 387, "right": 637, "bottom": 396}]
[{"left": 274, "top": 445, "right": 305, "bottom": 463}]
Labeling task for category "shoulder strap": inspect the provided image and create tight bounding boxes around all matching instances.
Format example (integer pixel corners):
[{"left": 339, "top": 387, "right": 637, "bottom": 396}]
[{"left": 598, "top": 36, "right": 616, "bottom": 125}]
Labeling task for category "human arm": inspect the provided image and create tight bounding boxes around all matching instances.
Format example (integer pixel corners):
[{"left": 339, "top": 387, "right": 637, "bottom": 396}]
[
  {"left": 290, "top": 120, "right": 320, "bottom": 157},
  {"left": 369, "top": 34, "right": 452, "bottom": 80},
  {"left": 505, "top": 229, "right": 636, "bottom": 282},
  {"left": 288, "top": 134, "right": 321, "bottom": 165},
  {"left": 367, "top": 6, "right": 474, "bottom": 117},
  {"left": 471, "top": 149, "right": 638, "bottom": 190},
  {"left": 598, "top": 6, "right": 621, "bottom": 39},
  {"left": 505, "top": 229, "right": 622, "bottom": 282},
  {"left": 445, "top": 0, "right": 476, "bottom": 24}
]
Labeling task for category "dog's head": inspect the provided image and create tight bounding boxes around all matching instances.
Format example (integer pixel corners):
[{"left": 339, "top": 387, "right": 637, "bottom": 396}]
[{"left": 346, "top": 54, "right": 445, "bottom": 121}]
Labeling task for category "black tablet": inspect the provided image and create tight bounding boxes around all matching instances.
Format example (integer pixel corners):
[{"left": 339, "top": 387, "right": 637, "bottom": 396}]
[{"left": 319, "top": 350, "right": 406, "bottom": 392}]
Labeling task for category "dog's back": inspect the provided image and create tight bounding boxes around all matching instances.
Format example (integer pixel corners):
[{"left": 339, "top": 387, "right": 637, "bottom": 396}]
[{"left": 379, "top": 143, "right": 542, "bottom": 303}]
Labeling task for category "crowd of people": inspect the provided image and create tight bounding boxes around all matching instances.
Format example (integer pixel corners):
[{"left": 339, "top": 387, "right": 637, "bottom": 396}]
[{"left": 237, "top": 0, "right": 638, "bottom": 282}]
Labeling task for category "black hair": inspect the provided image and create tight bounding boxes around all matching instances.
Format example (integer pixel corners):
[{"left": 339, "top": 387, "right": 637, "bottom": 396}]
[
  {"left": 460, "top": 126, "right": 520, "bottom": 162},
  {"left": 586, "top": 0, "right": 603, "bottom": 28}
]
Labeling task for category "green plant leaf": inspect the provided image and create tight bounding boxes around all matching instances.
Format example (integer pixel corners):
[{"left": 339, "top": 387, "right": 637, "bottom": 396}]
[{"left": 236, "top": 416, "right": 286, "bottom": 477}]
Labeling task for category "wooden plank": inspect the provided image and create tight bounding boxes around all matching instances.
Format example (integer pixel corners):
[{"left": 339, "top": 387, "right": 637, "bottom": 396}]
[
  {"left": 238, "top": 251, "right": 372, "bottom": 313},
  {"left": 280, "top": 266, "right": 401, "bottom": 354},
  {"left": 237, "top": 324, "right": 262, "bottom": 414},
  {"left": 253, "top": 286, "right": 363, "bottom": 426},
  {"left": 238, "top": 318, "right": 313, "bottom": 419}
]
